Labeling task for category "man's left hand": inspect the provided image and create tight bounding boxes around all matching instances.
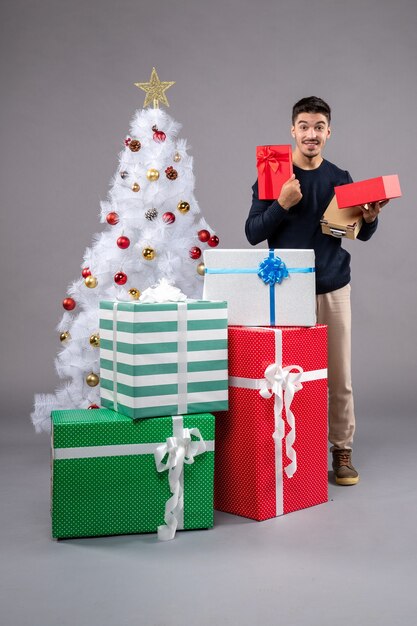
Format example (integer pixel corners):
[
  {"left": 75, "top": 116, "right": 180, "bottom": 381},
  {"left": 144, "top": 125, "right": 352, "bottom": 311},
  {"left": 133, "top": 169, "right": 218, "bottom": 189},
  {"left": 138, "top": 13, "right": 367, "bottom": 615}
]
[{"left": 360, "top": 199, "right": 389, "bottom": 223}]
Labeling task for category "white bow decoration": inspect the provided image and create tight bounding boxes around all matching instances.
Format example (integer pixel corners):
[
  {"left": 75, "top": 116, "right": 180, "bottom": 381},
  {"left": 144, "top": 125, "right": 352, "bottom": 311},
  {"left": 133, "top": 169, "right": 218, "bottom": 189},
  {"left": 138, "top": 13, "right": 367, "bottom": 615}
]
[
  {"left": 154, "top": 427, "right": 206, "bottom": 541},
  {"left": 259, "top": 364, "right": 304, "bottom": 478},
  {"left": 139, "top": 278, "right": 187, "bottom": 303}
]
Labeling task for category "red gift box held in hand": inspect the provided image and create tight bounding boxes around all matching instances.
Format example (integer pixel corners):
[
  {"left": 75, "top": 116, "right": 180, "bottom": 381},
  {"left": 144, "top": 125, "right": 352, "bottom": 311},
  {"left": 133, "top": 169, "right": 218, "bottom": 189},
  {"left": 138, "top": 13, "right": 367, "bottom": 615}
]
[
  {"left": 257, "top": 145, "right": 293, "bottom": 200},
  {"left": 335, "top": 174, "right": 401, "bottom": 209}
]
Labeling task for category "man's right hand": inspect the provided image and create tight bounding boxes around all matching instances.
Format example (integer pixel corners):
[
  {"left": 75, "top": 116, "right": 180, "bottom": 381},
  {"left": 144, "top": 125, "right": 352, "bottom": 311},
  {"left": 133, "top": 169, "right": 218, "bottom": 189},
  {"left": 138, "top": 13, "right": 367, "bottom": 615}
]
[{"left": 278, "top": 174, "right": 302, "bottom": 210}]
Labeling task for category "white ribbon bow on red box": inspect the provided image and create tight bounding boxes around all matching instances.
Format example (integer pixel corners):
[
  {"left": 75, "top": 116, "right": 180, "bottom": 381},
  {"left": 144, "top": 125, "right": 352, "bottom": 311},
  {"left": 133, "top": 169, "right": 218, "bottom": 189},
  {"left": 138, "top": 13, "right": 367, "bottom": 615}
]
[{"left": 259, "top": 363, "right": 304, "bottom": 479}]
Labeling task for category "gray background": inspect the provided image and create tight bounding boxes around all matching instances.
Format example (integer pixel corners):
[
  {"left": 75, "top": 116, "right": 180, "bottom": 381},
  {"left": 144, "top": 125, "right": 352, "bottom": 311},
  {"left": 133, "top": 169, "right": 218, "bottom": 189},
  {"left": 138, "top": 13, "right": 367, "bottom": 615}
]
[{"left": 1, "top": 1, "right": 416, "bottom": 625}]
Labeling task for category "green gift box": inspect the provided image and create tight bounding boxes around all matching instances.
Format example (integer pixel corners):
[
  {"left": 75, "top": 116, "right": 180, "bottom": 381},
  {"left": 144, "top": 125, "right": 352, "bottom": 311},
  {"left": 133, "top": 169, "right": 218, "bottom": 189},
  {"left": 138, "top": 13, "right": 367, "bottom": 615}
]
[
  {"left": 99, "top": 300, "right": 228, "bottom": 419},
  {"left": 51, "top": 409, "right": 215, "bottom": 540}
]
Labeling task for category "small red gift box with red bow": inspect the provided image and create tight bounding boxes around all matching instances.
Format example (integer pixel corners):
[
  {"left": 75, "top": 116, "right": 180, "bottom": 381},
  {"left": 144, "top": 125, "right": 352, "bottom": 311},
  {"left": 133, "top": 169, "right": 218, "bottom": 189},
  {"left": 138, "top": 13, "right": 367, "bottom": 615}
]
[{"left": 257, "top": 145, "right": 293, "bottom": 200}]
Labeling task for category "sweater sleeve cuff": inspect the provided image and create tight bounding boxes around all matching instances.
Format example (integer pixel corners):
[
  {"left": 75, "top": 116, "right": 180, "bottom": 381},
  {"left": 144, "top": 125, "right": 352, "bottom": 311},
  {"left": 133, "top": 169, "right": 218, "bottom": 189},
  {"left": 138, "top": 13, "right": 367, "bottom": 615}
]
[
  {"left": 358, "top": 216, "right": 378, "bottom": 240},
  {"left": 267, "top": 200, "right": 289, "bottom": 224}
]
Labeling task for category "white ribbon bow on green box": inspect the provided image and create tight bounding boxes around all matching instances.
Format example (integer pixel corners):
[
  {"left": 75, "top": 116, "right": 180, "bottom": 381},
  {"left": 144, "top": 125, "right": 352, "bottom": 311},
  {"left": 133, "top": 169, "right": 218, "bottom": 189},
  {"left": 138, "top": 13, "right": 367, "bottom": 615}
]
[{"left": 155, "top": 416, "right": 207, "bottom": 541}]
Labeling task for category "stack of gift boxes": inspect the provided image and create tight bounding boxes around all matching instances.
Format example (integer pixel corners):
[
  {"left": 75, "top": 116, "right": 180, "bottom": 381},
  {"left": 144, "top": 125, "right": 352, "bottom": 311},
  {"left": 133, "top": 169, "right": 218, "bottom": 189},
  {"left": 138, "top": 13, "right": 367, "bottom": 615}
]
[
  {"left": 51, "top": 296, "right": 229, "bottom": 541},
  {"left": 51, "top": 246, "right": 330, "bottom": 541},
  {"left": 203, "top": 249, "right": 328, "bottom": 520}
]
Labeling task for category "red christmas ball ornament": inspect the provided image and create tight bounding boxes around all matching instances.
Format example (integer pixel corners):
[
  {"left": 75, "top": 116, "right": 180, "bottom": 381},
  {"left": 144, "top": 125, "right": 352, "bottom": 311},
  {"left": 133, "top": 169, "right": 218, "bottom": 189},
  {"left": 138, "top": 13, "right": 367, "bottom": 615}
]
[
  {"left": 62, "top": 297, "right": 76, "bottom": 311},
  {"left": 106, "top": 212, "right": 119, "bottom": 225},
  {"left": 208, "top": 235, "right": 219, "bottom": 247},
  {"left": 114, "top": 271, "right": 127, "bottom": 285},
  {"left": 88, "top": 404, "right": 100, "bottom": 409},
  {"left": 81, "top": 267, "right": 91, "bottom": 278},
  {"left": 198, "top": 229, "right": 210, "bottom": 243},
  {"left": 189, "top": 246, "right": 202, "bottom": 260},
  {"left": 162, "top": 211, "right": 175, "bottom": 225},
  {"left": 152, "top": 125, "right": 166, "bottom": 142},
  {"left": 117, "top": 236, "right": 130, "bottom": 249}
]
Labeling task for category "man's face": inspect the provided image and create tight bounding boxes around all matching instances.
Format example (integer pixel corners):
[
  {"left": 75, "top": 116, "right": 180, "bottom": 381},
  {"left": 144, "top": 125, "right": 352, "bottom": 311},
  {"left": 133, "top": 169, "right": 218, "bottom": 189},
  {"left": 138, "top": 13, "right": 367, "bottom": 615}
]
[{"left": 291, "top": 112, "right": 331, "bottom": 159}]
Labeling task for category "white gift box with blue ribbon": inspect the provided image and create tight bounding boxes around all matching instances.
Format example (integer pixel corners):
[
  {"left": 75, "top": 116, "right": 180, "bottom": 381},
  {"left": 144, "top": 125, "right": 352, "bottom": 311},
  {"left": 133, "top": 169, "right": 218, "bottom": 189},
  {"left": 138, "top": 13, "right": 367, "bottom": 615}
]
[{"left": 203, "top": 249, "right": 316, "bottom": 327}]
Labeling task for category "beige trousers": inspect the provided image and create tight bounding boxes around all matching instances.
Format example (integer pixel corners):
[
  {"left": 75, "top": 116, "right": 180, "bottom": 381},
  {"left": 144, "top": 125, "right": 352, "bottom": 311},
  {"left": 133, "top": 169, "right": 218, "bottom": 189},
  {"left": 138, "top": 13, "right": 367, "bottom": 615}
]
[{"left": 316, "top": 284, "right": 355, "bottom": 450}]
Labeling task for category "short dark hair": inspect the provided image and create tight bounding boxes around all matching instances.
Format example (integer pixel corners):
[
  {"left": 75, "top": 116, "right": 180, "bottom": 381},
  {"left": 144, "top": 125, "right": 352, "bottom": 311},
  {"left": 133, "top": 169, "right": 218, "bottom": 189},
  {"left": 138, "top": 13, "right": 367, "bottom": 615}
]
[{"left": 292, "top": 96, "right": 331, "bottom": 124}]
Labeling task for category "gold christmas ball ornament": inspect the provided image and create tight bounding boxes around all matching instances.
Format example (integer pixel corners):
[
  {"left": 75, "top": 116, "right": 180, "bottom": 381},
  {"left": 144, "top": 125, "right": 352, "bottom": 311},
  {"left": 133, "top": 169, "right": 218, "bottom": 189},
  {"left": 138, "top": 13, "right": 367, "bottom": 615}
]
[
  {"left": 132, "top": 182, "right": 140, "bottom": 192},
  {"left": 128, "top": 288, "right": 141, "bottom": 300},
  {"left": 142, "top": 247, "right": 156, "bottom": 260},
  {"left": 84, "top": 275, "right": 98, "bottom": 289},
  {"left": 60, "top": 331, "right": 70, "bottom": 343},
  {"left": 89, "top": 333, "right": 100, "bottom": 348},
  {"left": 146, "top": 168, "right": 160, "bottom": 181},
  {"left": 86, "top": 372, "right": 99, "bottom": 387},
  {"left": 197, "top": 262, "right": 206, "bottom": 276},
  {"left": 177, "top": 200, "right": 190, "bottom": 214},
  {"left": 173, "top": 152, "right": 181, "bottom": 163}
]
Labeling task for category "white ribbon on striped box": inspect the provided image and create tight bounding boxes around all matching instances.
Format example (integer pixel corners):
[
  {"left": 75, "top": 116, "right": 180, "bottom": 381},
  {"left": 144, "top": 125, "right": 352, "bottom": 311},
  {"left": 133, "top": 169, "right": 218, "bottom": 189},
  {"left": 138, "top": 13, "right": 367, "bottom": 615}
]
[
  {"left": 229, "top": 328, "right": 327, "bottom": 516},
  {"left": 111, "top": 301, "right": 189, "bottom": 414}
]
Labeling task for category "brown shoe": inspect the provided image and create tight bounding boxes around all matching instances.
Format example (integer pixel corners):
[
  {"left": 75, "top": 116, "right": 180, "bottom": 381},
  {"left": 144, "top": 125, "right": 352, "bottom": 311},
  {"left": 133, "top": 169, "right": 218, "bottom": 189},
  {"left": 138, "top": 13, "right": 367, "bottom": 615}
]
[{"left": 332, "top": 449, "right": 359, "bottom": 485}]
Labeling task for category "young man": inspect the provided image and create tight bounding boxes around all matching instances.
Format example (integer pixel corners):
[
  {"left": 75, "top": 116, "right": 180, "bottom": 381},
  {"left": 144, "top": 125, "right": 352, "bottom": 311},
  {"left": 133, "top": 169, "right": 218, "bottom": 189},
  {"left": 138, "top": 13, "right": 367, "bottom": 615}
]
[{"left": 245, "top": 96, "right": 387, "bottom": 485}]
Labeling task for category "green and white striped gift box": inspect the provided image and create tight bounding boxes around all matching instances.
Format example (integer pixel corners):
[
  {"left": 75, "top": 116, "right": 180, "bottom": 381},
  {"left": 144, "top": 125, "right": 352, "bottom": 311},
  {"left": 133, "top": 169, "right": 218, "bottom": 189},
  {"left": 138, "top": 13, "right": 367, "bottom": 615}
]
[{"left": 99, "top": 300, "right": 228, "bottom": 420}]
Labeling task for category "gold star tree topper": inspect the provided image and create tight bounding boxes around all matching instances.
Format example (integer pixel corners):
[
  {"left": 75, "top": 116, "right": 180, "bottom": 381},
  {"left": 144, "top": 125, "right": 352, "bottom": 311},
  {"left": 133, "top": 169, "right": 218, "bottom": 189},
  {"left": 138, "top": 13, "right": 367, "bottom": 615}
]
[{"left": 134, "top": 67, "right": 175, "bottom": 108}]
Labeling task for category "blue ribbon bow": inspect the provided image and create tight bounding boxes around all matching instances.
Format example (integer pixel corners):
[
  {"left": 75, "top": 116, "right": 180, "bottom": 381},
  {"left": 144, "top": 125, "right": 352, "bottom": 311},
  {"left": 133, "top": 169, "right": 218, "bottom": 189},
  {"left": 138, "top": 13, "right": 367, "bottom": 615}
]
[{"left": 258, "top": 253, "right": 289, "bottom": 285}]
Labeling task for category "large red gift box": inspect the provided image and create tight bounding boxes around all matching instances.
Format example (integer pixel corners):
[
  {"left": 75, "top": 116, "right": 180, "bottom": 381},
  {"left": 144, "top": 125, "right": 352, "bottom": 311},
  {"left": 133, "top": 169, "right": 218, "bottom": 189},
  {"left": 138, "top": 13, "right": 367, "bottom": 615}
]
[
  {"left": 257, "top": 145, "right": 293, "bottom": 200},
  {"left": 334, "top": 174, "right": 401, "bottom": 209},
  {"left": 214, "top": 325, "right": 328, "bottom": 521}
]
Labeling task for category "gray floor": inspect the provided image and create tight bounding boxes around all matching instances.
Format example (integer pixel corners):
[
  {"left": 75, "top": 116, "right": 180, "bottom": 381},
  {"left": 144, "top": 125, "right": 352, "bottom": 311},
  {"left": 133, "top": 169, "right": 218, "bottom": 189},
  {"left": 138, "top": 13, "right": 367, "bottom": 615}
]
[{"left": 1, "top": 409, "right": 417, "bottom": 626}]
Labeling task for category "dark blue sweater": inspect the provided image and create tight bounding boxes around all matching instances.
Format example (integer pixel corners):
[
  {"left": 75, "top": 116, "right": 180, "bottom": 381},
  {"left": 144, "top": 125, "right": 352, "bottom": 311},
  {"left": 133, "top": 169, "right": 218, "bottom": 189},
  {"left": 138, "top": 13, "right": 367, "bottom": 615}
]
[{"left": 245, "top": 159, "right": 378, "bottom": 294}]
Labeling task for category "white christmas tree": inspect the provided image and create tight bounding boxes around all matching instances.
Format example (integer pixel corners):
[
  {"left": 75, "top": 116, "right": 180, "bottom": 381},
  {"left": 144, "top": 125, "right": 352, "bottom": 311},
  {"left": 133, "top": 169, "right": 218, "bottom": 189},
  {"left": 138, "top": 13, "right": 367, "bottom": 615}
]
[{"left": 31, "top": 69, "right": 220, "bottom": 432}]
